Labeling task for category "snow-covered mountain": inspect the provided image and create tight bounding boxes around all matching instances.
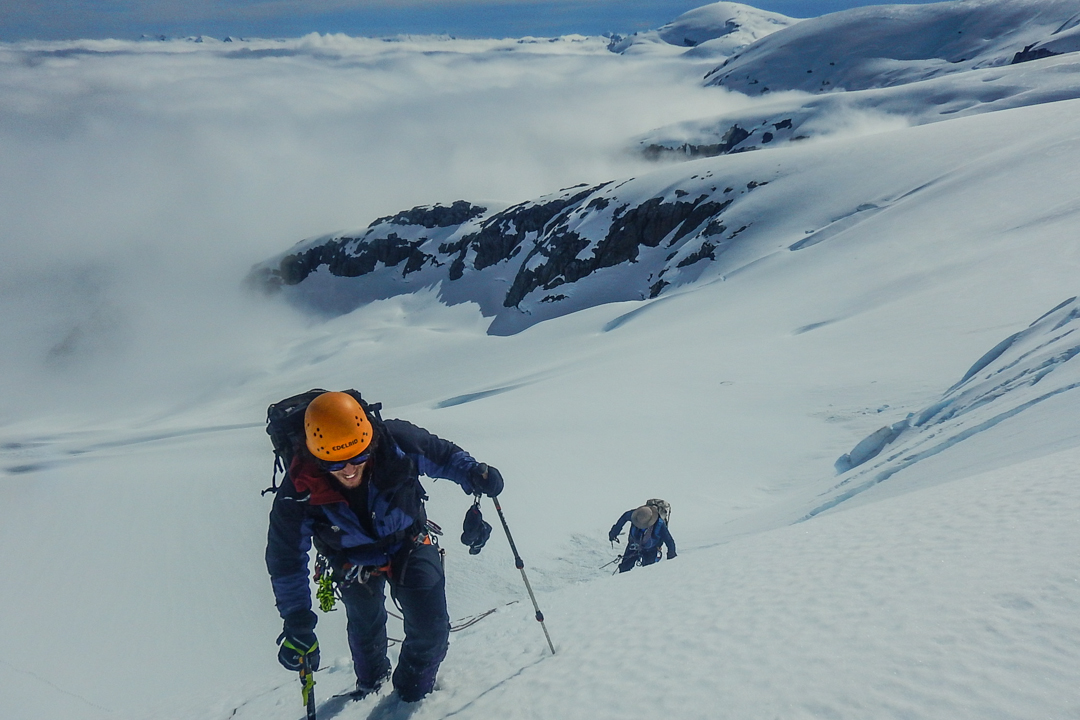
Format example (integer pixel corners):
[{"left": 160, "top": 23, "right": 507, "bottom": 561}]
[
  {"left": 250, "top": 0, "right": 1080, "bottom": 334},
  {"left": 635, "top": 0, "right": 1080, "bottom": 159},
  {"left": 3, "top": 2, "right": 1080, "bottom": 720},
  {"left": 636, "top": 48, "right": 1080, "bottom": 159},
  {"left": 608, "top": 1, "right": 797, "bottom": 57},
  {"left": 706, "top": 0, "right": 1080, "bottom": 94}
]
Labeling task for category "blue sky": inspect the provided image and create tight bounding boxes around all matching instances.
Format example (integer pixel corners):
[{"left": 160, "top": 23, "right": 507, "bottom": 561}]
[{"left": 2, "top": 0, "right": 946, "bottom": 42}]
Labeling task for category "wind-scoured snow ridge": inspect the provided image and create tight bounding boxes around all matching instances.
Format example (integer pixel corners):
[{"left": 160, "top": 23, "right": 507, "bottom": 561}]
[
  {"left": 637, "top": 50, "right": 1080, "bottom": 160},
  {"left": 248, "top": 170, "right": 779, "bottom": 335},
  {"left": 705, "top": 0, "right": 1080, "bottom": 95},
  {"left": 608, "top": 1, "right": 797, "bottom": 58},
  {"left": 639, "top": 0, "right": 1080, "bottom": 161},
  {"left": 819, "top": 296, "right": 1080, "bottom": 518}
]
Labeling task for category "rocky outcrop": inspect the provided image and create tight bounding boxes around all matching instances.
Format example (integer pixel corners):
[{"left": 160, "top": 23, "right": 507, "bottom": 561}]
[
  {"left": 371, "top": 199, "right": 486, "bottom": 229},
  {"left": 1010, "top": 43, "right": 1060, "bottom": 64},
  {"left": 248, "top": 174, "right": 772, "bottom": 334}
]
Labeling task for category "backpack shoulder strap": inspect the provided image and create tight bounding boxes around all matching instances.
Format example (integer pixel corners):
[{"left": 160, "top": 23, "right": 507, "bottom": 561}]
[{"left": 264, "top": 388, "right": 328, "bottom": 495}]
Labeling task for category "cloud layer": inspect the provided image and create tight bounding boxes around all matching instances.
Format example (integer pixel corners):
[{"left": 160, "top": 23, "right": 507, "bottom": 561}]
[{"left": 0, "top": 35, "right": 746, "bottom": 425}]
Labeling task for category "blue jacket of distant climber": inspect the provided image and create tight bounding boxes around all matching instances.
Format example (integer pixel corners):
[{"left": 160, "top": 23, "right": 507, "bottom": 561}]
[{"left": 609, "top": 511, "right": 677, "bottom": 557}]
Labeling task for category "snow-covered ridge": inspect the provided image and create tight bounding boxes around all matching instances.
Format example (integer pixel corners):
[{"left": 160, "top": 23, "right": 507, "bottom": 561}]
[
  {"left": 706, "top": 0, "right": 1080, "bottom": 94},
  {"left": 247, "top": 170, "right": 778, "bottom": 335},
  {"left": 639, "top": 0, "right": 1080, "bottom": 160},
  {"left": 823, "top": 296, "right": 1080, "bottom": 517},
  {"left": 637, "top": 50, "right": 1080, "bottom": 160}
]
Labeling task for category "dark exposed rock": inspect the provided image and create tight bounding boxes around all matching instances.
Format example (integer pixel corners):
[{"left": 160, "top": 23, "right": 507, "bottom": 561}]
[
  {"left": 642, "top": 124, "right": 758, "bottom": 161},
  {"left": 370, "top": 200, "right": 486, "bottom": 229},
  {"left": 276, "top": 239, "right": 347, "bottom": 285},
  {"left": 677, "top": 241, "right": 717, "bottom": 268},
  {"left": 504, "top": 195, "right": 732, "bottom": 308},
  {"left": 1011, "top": 43, "right": 1059, "bottom": 64},
  {"left": 250, "top": 172, "right": 756, "bottom": 332},
  {"left": 503, "top": 228, "right": 591, "bottom": 308},
  {"left": 260, "top": 231, "right": 438, "bottom": 288},
  {"left": 702, "top": 219, "right": 727, "bottom": 237},
  {"left": 473, "top": 186, "right": 599, "bottom": 271},
  {"left": 439, "top": 185, "right": 603, "bottom": 281},
  {"left": 331, "top": 233, "right": 435, "bottom": 277}
]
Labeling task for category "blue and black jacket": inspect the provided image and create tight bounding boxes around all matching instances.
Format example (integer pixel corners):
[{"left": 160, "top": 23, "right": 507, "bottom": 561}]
[
  {"left": 266, "top": 417, "right": 479, "bottom": 621},
  {"left": 609, "top": 511, "right": 677, "bottom": 557}
]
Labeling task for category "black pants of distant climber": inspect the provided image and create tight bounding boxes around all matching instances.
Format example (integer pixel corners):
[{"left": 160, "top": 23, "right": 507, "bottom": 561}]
[
  {"left": 618, "top": 545, "right": 661, "bottom": 573},
  {"left": 339, "top": 542, "right": 449, "bottom": 701}
]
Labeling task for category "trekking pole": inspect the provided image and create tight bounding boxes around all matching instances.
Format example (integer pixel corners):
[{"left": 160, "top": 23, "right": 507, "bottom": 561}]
[
  {"left": 298, "top": 654, "right": 317, "bottom": 720},
  {"left": 491, "top": 496, "right": 556, "bottom": 655}
]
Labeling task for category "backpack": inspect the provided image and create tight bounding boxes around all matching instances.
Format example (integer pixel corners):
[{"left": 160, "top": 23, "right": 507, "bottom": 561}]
[
  {"left": 263, "top": 388, "right": 382, "bottom": 495},
  {"left": 645, "top": 498, "right": 671, "bottom": 525}
]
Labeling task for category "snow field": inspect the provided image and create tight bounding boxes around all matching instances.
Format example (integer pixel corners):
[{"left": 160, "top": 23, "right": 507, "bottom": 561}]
[
  {"left": 3, "top": 3, "right": 1080, "bottom": 719},
  {"left": 449, "top": 447, "right": 1080, "bottom": 720},
  {"left": 240, "top": 444, "right": 1080, "bottom": 720}
]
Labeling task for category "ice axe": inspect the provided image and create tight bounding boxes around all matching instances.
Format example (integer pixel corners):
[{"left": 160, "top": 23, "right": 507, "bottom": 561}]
[{"left": 298, "top": 653, "right": 317, "bottom": 720}]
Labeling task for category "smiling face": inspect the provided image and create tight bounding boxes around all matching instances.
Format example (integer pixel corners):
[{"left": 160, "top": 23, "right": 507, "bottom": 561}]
[{"left": 329, "top": 459, "right": 368, "bottom": 489}]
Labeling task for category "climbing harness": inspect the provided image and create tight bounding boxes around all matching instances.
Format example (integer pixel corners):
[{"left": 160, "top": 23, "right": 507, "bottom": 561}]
[{"left": 313, "top": 519, "right": 444, "bottom": 612}]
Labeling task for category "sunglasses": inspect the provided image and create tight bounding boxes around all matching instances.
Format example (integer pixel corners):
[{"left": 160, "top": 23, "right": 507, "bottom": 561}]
[{"left": 316, "top": 450, "right": 373, "bottom": 473}]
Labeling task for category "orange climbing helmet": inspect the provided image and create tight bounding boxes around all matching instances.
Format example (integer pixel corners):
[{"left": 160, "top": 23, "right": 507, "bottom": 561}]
[{"left": 304, "top": 391, "right": 374, "bottom": 461}]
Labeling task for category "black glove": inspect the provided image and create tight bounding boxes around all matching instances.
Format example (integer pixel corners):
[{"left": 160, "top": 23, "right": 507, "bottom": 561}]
[
  {"left": 667, "top": 551, "right": 677, "bottom": 560},
  {"left": 460, "top": 501, "right": 492, "bottom": 554},
  {"left": 608, "top": 531, "right": 620, "bottom": 543},
  {"left": 277, "top": 610, "right": 319, "bottom": 672},
  {"left": 470, "top": 463, "right": 504, "bottom": 497}
]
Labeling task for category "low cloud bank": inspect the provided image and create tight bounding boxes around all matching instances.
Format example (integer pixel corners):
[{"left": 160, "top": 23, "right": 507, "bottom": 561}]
[{"left": 0, "top": 36, "right": 744, "bottom": 426}]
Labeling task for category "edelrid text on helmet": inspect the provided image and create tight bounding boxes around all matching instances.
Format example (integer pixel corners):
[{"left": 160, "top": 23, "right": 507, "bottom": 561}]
[{"left": 305, "top": 392, "right": 374, "bottom": 461}]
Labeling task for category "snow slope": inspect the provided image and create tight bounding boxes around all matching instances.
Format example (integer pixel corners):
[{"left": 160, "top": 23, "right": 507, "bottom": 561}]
[
  {"left": 636, "top": 48, "right": 1080, "bottom": 159},
  {"left": 2, "top": 3, "right": 1080, "bottom": 720},
  {"left": 829, "top": 297, "right": 1080, "bottom": 509},
  {"left": 706, "top": 0, "right": 1080, "bottom": 94},
  {"left": 643, "top": 0, "right": 1080, "bottom": 159}
]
